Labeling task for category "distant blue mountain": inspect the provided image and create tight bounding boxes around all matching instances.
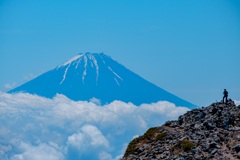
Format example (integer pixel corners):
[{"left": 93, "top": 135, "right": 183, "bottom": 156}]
[{"left": 9, "top": 52, "right": 196, "bottom": 108}]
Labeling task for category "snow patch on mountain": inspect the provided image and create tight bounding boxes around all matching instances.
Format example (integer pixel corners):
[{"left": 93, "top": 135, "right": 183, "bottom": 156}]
[
  {"left": 60, "top": 64, "right": 70, "bottom": 84},
  {"left": 91, "top": 55, "right": 99, "bottom": 83},
  {"left": 114, "top": 78, "right": 120, "bottom": 87},
  {"left": 61, "top": 54, "right": 83, "bottom": 67},
  {"left": 82, "top": 55, "right": 88, "bottom": 83},
  {"left": 108, "top": 66, "right": 123, "bottom": 80},
  {"left": 75, "top": 58, "right": 81, "bottom": 69}
]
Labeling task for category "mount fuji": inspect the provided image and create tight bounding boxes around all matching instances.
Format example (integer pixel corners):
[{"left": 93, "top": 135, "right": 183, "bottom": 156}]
[{"left": 9, "top": 52, "right": 196, "bottom": 108}]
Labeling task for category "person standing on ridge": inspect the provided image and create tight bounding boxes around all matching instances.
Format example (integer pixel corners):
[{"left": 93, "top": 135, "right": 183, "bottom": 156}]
[{"left": 223, "top": 89, "right": 228, "bottom": 103}]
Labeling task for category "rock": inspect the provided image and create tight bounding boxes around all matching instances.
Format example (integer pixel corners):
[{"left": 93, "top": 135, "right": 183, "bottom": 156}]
[
  {"left": 234, "top": 144, "right": 240, "bottom": 153},
  {"left": 211, "top": 107, "right": 218, "bottom": 115},
  {"left": 209, "top": 142, "right": 219, "bottom": 149},
  {"left": 237, "top": 152, "right": 240, "bottom": 158},
  {"left": 195, "top": 111, "right": 206, "bottom": 120},
  {"left": 229, "top": 127, "right": 240, "bottom": 131},
  {"left": 211, "top": 149, "right": 217, "bottom": 155},
  {"left": 237, "top": 135, "right": 240, "bottom": 141},
  {"left": 122, "top": 100, "right": 239, "bottom": 160},
  {"left": 203, "top": 120, "right": 214, "bottom": 130}
]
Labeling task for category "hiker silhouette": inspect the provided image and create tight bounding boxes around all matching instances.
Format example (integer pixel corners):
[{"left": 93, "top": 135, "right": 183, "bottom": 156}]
[{"left": 223, "top": 89, "right": 228, "bottom": 103}]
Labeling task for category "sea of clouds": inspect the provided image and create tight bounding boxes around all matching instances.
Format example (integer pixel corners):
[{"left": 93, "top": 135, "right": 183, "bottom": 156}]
[{"left": 0, "top": 92, "right": 191, "bottom": 160}]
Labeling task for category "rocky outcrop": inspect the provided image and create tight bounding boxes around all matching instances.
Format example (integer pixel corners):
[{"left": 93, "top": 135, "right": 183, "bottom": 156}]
[{"left": 122, "top": 100, "right": 240, "bottom": 160}]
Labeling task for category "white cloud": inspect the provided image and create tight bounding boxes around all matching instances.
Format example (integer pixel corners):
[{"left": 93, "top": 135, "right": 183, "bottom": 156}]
[
  {"left": 10, "top": 141, "right": 64, "bottom": 160},
  {"left": 99, "top": 151, "right": 113, "bottom": 160},
  {"left": 90, "top": 97, "right": 102, "bottom": 105},
  {"left": 235, "top": 100, "right": 240, "bottom": 106},
  {"left": 139, "top": 101, "right": 189, "bottom": 117},
  {"left": 0, "top": 92, "right": 189, "bottom": 159},
  {"left": 67, "top": 125, "right": 109, "bottom": 150}
]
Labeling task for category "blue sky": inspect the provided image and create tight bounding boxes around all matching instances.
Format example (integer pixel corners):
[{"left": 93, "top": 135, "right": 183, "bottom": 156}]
[{"left": 0, "top": 0, "right": 240, "bottom": 106}]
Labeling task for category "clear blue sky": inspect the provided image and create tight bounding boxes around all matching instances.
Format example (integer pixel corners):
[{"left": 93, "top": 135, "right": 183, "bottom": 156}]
[{"left": 0, "top": 0, "right": 240, "bottom": 106}]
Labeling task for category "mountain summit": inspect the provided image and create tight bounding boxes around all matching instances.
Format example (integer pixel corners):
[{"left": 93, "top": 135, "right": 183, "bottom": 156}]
[{"left": 9, "top": 52, "right": 195, "bottom": 107}]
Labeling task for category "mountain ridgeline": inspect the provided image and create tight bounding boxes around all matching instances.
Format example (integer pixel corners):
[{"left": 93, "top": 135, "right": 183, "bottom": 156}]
[
  {"left": 9, "top": 52, "right": 195, "bottom": 108},
  {"left": 123, "top": 100, "right": 240, "bottom": 160}
]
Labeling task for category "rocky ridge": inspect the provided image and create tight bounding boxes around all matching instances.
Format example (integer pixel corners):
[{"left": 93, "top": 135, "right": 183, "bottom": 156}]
[{"left": 122, "top": 100, "right": 240, "bottom": 160}]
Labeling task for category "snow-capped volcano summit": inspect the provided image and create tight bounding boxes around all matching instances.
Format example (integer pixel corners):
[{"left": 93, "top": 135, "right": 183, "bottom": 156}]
[
  {"left": 9, "top": 52, "right": 196, "bottom": 108},
  {"left": 56, "top": 52, "right": 125, "bottom": 87}
]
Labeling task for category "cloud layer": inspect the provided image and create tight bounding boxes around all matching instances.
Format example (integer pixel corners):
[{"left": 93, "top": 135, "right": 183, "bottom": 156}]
[
  {"left": 0, "top": 92, "right": 190, "bottom": 160},
  {"left": 235, "top": 100, "right": 240, "bottom": 106}
]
